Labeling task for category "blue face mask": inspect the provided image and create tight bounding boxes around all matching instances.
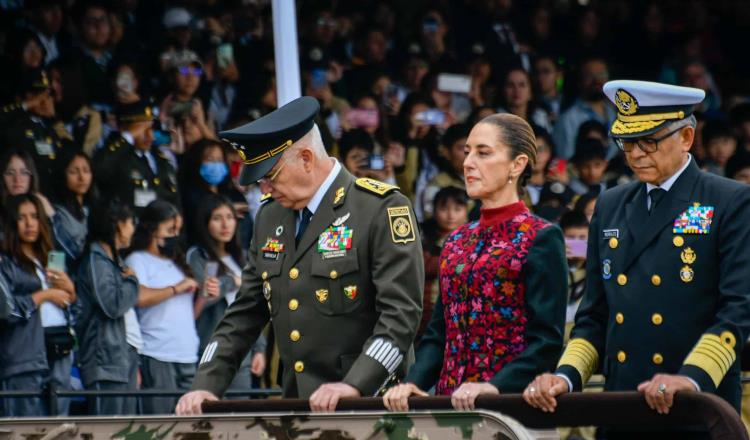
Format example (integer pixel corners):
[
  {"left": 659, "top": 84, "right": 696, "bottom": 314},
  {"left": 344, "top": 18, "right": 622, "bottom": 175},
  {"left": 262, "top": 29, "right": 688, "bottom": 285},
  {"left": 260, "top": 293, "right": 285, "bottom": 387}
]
[{"left": 200, "top": 161, "right": 229, "bottom": 185}]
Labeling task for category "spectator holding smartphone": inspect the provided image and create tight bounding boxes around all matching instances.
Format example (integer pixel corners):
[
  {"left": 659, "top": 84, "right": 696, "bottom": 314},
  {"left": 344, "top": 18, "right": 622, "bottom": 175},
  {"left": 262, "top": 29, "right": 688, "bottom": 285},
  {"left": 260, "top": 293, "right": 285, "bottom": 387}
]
[
  {"left": 75, "top": 202, "right": 139, "bottom": 415},
  {"left": 0, "top": 194, "right": 76, "bottom": 416},
  {"left": 125, "top": 200, "right": 199, "bottom": 414},
  {"left": 187, "top": 194, "right": 266, "bottom": 390}
]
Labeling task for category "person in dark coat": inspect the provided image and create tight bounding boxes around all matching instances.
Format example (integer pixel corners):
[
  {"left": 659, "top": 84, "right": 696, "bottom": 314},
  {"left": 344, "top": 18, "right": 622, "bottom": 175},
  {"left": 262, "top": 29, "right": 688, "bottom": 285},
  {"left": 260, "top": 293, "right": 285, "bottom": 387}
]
[
  {"left": 524, "top": 80, "right": 750, "bottom": 438},
  {"left": 383, "top": 113, "right": 568, "bottom": 411}
]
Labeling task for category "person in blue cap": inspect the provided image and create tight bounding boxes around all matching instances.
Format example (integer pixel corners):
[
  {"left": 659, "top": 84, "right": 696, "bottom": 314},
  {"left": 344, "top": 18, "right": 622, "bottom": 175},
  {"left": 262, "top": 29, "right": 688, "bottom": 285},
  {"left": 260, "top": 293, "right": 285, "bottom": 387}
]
[
  {"left": 524, "top": 80, "right": 750, "bottom": 436},
  {"left": 176, "top": 96, "right": 424, "bottom": 414}
]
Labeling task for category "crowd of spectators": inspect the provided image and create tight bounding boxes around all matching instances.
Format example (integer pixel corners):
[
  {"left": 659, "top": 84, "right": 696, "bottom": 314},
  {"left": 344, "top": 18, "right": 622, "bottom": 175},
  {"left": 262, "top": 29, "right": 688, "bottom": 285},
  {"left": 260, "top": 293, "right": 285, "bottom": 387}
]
[{"left": 2, "top": 0, "right": 750, "bottom": 417}]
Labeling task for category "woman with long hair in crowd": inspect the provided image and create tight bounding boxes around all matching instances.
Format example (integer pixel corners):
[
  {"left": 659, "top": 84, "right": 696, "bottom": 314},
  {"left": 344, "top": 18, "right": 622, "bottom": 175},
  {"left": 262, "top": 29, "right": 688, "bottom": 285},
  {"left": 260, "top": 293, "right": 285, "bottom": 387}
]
[
  {"left": 0, "top": 194, "right": 76, "bottom": 416},
  {"left": 0, "top": 148, "right": 55, "bottom": 220},
  {"left": 125, "top": 200, "right": 199, "bottom": 414},
  {"left": 383, "top": 113, "right": 568, "bottom": 411},
  {"left": 51, "top": 150, "right": 96, "bottom": 268},
  {"left": 187, "top": 194, "right": 266, "bottom": 390},
  {"left": 75, "top": 201, "right": 139, "bottom": 415}
]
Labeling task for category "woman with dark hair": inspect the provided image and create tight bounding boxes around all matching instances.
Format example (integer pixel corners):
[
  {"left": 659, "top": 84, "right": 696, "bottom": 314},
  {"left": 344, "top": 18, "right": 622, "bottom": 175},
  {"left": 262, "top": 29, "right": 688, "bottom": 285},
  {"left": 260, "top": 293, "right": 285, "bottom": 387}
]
[
  {"left": 527, "top": 125, "right": 556, "bottom": 206},
  {"left": 0, "top": 29, "right": 46, "bottom": 103},
  {"left": 178, "top": 138, "right": 249, "bottom": 245},
  {"left": 124, "top": 199, "right": 199, "bottom": 414},
  {"left": 75, "top": 202, "right": 139, "bottom": 415},
  {"left": 0, "top": 148, "right": 55, "bottom": 219},
  {"left": 383, "top": 113, "right": 567, "bottom": 411},
  {"left": 187, "top": 194, "right": 266, "bottom": 390},
  {"left": 497, "top": 67, "right": 553, "bottom": 134},
  {"left": 51, "top": 151, "right": 95, "bottom": 267},
  {"left": 0, "top": 194, "right": 76, "bottom": 416}
]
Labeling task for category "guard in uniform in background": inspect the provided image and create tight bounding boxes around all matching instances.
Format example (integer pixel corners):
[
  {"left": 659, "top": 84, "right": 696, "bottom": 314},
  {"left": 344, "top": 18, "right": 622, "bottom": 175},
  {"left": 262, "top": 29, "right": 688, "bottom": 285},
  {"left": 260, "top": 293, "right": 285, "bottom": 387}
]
[
  {"left": 93, "top": 101, "right": 179, "bottom": 212},
  {"left": 176, "top": 96, "right": 424, "bottom": 414},
  {"left": 524, "top": 81, "right": 750, "bottom": 437},
  {"left": 0, "top": 68, "right": 70, "bottom": 195}
]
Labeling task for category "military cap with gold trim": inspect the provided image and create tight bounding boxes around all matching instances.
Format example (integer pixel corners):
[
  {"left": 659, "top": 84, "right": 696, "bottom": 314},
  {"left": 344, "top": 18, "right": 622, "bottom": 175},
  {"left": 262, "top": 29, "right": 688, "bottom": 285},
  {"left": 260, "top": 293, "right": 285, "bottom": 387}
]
[
  {"left": 220, "top": 96, "right": 319, "bottom": 185},
  {"left": 603, "top": 80, "right": 705, "bottom": 138},
  {"left": 21, "top": 68, "right": 51, "bottom": 94},
  {"left": 116, "top": 100, "right": 155, "bottom": 125}
]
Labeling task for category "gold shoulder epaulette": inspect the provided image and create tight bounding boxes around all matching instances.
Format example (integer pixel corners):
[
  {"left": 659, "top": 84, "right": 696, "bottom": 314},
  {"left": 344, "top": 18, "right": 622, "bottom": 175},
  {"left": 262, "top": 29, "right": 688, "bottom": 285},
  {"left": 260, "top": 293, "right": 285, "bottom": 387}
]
[{"left": 355, "top": 178, "right": 399, "bottom": 197}]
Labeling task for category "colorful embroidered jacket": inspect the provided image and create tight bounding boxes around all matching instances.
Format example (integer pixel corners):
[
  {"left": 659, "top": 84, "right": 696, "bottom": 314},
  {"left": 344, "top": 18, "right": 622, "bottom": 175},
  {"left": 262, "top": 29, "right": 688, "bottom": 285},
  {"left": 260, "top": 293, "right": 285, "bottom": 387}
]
[{"left": 407, "top": 201, "right": 567, "bottom": 394}]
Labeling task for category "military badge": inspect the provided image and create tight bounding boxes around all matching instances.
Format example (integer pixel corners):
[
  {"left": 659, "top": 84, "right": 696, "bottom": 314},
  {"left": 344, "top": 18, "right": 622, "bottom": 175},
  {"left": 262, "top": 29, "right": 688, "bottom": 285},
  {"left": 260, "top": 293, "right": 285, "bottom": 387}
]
[
  {"left": 615, "top": 89, "right": 639, "bottom": 116},
  {"left": 262, "top": 281, "right": 271, "bottom": 299},
  {"left": 680, "top": 265, "right": 694, "bottom": 283},
  {"left": 316, "top": 289, "right": 329, "bottom": 303},
  {"left": 387, "top": 206, "right": 416, "bottom": 244},
  {"left": 333, "top": 212, "right": 351, "bottom": 227},
  {"left": 261, "top": 237, "right": 285, "bottom": 260},
  {"left": 275, "top": 225, "right": 284, "bottom": 236},
  {"left": 318, "top": 226, "right": 353, "bottom": 254},
  {"left": 602, "top": 259, "right": 612, "bottom": 280},
  {"left": 344, "top": 285, "right": 358, "bottom": 300},
  {"left": 673, "top": 203, "right": 714, "bottom": 234},
  {"left": 681, "top": 247, "right": 696, "bottom": 264}
]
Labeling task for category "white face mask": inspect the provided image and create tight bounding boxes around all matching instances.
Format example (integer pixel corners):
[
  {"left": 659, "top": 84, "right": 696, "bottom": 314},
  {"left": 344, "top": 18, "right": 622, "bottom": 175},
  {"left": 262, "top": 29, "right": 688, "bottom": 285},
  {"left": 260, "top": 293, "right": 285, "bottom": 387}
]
[{"left": 116, "top": 72, "right": 136, "bottom": 94}]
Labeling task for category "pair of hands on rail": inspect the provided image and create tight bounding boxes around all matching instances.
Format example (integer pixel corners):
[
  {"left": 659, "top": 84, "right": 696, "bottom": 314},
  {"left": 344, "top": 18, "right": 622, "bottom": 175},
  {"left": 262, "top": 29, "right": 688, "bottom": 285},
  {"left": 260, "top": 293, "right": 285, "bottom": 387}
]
[
  {"left": 523, "top": 373, "right": 697, "bottom": 415},
  {"left": 382, "top": 382, "right": 499, "bottom": 411},
  {"left": 175, "top": 382, "right": 362, "bottom": 415}
]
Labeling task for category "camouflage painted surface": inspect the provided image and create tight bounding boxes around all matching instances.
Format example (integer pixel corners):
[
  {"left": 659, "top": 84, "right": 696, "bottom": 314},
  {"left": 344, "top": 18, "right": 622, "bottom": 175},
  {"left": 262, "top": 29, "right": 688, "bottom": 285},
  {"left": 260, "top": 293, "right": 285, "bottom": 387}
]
[{"left": 0, "top": 410, "right": 551, "bottom": 440}]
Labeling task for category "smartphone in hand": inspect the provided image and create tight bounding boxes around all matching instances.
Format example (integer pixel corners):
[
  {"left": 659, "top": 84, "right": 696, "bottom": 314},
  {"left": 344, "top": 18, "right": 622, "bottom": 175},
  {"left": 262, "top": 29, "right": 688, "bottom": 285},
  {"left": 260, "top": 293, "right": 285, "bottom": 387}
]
[{"left": 47, "top": 250, "right": 66, "bottom": 273}]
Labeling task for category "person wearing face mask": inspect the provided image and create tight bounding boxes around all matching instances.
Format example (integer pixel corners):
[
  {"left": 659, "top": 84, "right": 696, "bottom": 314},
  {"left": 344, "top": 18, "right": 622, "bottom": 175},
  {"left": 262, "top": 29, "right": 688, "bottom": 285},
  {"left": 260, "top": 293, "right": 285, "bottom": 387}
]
[
  {"left": 124, "top": 200, "right": 199, "bottom": 415},
  {"left": 178, "top": 139, "right": 250, "bottom": 246},
  {"left": 93, "top": 100, "right": 180, "bottom": 215}
]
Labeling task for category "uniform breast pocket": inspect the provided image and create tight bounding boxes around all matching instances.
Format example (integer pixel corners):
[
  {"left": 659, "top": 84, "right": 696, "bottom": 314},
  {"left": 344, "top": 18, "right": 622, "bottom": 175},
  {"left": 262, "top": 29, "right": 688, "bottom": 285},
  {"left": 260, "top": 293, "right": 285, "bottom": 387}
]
[
  {"left": 258, "top": 255, "right": 285, "bottom": 317},
  {"left": 310, "top": 248, "right": 361, "bottom": 316}
]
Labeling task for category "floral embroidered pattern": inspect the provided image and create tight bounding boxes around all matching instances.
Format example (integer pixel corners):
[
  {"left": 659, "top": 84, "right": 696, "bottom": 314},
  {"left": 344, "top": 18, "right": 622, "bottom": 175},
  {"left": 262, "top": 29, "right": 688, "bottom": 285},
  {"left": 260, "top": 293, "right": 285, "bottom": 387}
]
[{"left": 435, "top": 212, "right": 549, "bottom": 395}]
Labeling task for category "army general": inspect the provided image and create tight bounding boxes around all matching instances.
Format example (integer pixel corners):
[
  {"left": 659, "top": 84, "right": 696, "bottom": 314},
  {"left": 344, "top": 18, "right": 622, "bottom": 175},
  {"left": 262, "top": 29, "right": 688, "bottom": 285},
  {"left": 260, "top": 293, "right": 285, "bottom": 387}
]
[
  {"left": 524, "top": 81, "right": 750, "bottom": 435},
  {"left": 176, "top": 97, "right": 424, "bottom": 414}
]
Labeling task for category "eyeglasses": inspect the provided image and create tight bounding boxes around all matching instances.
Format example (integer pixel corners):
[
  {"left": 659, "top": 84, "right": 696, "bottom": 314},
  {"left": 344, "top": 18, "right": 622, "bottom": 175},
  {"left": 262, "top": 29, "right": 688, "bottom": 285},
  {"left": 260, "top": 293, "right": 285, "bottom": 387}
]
[
  {"left": 4, "top": 170, "right": 32, "bottom": 179},
  {"left": 615, "top": 126, "right": 685, "bottom": 153},
  {"left": 178, "top": 66, "right": 203, "bottom": 77},
  {"left": 257, "top": 160, "right": 286, "bottom": 185}
]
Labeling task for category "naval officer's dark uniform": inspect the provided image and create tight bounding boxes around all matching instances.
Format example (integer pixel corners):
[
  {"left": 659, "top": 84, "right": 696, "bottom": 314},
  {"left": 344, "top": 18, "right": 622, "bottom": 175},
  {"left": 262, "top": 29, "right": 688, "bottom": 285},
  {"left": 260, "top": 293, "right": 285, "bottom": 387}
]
[
  {"left": 191, "top": 97, "right": 424, "bottom": 398},
  {"left": 556, "top": 81, "right": 750, "bottom": 432}
]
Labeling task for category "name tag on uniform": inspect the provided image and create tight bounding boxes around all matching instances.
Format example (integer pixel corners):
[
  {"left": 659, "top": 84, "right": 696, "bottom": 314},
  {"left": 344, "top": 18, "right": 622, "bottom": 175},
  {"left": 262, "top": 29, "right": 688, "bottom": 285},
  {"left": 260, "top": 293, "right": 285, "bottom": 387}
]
[
  {"left": 673, "top": 203, "right": 714, "bottom": 234},
  {"left": 603, "top": 229, "right": 620, "bottom": 239},
  {"left": 134, "top": 189, "right": 157, "bottom": 207},
  {"left": 34, "top": 140, "right": 54, "bottom": 156}
]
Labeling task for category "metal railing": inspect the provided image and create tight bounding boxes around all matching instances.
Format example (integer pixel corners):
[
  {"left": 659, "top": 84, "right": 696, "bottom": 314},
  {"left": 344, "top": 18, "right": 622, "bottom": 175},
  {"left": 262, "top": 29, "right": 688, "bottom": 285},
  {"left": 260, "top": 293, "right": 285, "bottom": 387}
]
[
  {"left": 0, "top": 387, "right": 282, "bottom": 416},
  {"left": 204, "top": 392, "right": 748, "bottom": 440}
]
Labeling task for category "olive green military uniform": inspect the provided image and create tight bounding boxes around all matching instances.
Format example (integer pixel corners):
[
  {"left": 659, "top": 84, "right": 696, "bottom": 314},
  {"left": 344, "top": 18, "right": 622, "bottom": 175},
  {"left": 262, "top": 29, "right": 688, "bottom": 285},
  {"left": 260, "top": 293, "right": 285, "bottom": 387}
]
[
  {"left": 0, "top": 102, "right": 69, "bottom": 195},
  {"left": 192, "top": 170, "right": 424, "bottom": 398},
  {"left": 93, "top": 133, "right": 180, "bottom": 212}
]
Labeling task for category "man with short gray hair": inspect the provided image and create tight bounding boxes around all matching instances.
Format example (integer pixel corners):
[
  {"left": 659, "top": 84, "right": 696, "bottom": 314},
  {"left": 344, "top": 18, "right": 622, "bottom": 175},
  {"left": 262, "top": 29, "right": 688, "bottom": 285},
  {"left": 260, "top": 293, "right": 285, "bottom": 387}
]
[{"left": 177, "top": 97, "right": 424, "bottom": 414}]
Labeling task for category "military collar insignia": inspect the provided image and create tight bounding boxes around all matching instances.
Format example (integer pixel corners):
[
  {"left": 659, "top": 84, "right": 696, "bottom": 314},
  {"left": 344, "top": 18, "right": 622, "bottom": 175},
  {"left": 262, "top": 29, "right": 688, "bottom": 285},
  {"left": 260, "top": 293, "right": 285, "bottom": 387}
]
[
  {"left": 333, "top": 212, "right": 350, "bottom": 227},
  {"left": 333, "top": 187, "right": 345, "bottom": 205},
  {"left": 615, "top": 89, "right": 639, "bottom": 116},
  {"left": 260, "top": 193, "right": 273, "bottom": 203},
  {"left": 673, "top": 203, "right": 714, "bottom": 234}
]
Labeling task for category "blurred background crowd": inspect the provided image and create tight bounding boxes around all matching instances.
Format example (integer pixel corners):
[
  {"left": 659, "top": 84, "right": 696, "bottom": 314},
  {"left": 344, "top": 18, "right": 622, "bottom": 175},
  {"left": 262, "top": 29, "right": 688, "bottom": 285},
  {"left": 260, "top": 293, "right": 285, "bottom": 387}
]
[{"left": 2, "top": 0, "right": 750, "bottom": 417}]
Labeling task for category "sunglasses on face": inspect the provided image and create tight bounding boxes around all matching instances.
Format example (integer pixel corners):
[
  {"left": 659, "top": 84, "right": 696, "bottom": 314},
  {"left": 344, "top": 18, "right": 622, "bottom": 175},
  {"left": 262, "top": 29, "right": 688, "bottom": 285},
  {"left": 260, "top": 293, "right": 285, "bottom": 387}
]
[{"left": 178, "top": 66, "right": 203, "bottom": 77}]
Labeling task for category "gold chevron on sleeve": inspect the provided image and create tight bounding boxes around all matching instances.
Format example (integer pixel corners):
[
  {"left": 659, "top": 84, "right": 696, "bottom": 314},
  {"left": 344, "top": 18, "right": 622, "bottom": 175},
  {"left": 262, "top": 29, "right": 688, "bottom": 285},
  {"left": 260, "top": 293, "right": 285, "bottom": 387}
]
[
  {"left": 558, "top": 338, "right": 599, "bottom": 384},
  {"left": 683, "top": 333, "right": 738, "bottom": 387}
]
